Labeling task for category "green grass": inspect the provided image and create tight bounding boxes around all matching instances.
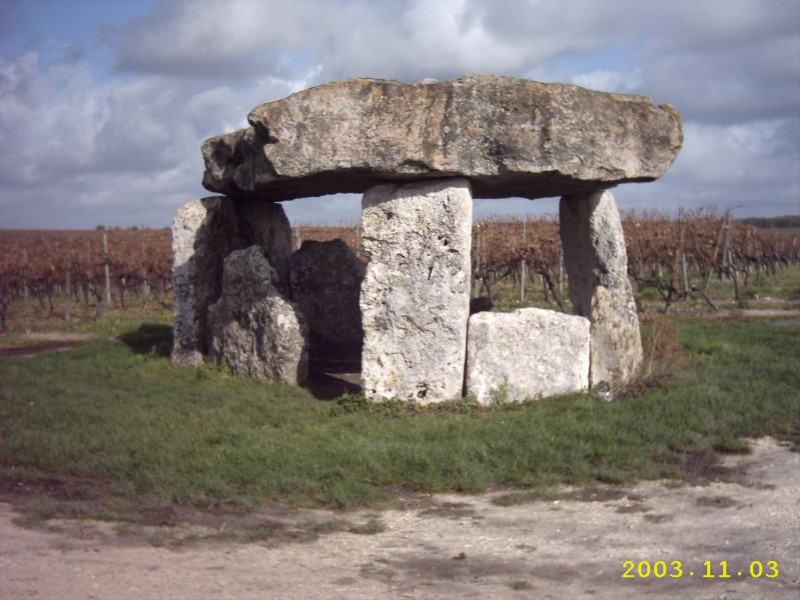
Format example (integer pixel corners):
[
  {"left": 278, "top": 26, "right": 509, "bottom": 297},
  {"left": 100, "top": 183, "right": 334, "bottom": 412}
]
[{"left": 1, "top": 318, "right": 798, "bottom": 523}]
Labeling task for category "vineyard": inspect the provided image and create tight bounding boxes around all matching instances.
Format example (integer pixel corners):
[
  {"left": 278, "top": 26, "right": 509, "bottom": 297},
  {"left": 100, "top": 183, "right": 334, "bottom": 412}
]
[{"left": 1, "top": 209, "right": 799, "bottom": 330}]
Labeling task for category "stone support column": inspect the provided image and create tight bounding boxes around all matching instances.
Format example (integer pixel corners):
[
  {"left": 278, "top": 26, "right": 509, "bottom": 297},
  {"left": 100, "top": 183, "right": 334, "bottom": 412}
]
[
  {"left": 171, "top": 197, "right": 240, "bottom": 367},
  {"left": 360, "top": 178, "right": 473, "bottom": 402},
  {"left": 207, "top": 246, "right": 308, "bottom": 384},
  {"left": 234, "top": 199, "right": 293, "bottom": 287},
  {"left": 559, "top": 190, "right": 643, "bottom": 387},
  {"left": 172, "top": 196, "right": 294, "bottom": 368}
]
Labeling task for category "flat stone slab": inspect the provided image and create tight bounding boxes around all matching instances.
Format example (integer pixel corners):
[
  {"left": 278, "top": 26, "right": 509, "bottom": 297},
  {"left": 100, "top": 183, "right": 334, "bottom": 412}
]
[
  {"left": 202, "top": 74, "right": 682, "bottom": 201},
  {"left": 466, "top": 308, "right": 590, "bottom": 404}
]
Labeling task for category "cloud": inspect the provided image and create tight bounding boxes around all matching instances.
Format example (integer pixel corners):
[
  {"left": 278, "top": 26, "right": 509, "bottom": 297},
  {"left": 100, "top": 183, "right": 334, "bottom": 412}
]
[
  {"left": 673, "top": 120, "right": 800, "bottom": 187},
  {"left": 570, "top": 69, "right": 642, "bottom": 94},
  {"left": 0, "top": 42, "right": 326, "bottom": 228},
  {"left": 1, "top": 0, "right": 798, "bottom": 229},
  {"left": 110, "top": 0, "right": 800, "bottom": 123},
  {"left": 112, "top": 0, "right": 323, "bottom": 79}
]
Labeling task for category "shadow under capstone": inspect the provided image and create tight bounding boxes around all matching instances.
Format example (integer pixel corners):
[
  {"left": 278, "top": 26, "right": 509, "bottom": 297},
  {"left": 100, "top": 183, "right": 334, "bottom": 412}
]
[{"left": 305, "top": 358, "right": 362, "bottom": 400}]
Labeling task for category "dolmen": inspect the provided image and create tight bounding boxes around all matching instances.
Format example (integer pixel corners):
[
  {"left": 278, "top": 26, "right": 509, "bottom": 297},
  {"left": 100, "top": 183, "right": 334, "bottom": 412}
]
[{"left": 172, "top": 74, "right": 683, "bottom": 403}]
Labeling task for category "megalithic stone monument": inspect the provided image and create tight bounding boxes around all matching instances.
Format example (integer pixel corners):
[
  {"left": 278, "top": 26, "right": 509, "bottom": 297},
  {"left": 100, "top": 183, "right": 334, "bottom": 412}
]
[{"left": 174, "top": 74, "right": 683, "bottom": 400}]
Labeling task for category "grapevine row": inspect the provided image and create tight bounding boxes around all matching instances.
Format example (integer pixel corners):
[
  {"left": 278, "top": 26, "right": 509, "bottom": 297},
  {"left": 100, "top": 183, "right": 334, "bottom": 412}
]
[
  {"left": 1, "top": 209, "right": 798, "bottom": 328},
  {"left": 0, "top": 228, "right": 173, "bottom": 327}
]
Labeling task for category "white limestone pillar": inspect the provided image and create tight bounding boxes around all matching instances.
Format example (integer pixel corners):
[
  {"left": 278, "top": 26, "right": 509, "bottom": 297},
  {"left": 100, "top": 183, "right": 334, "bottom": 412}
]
[
  {"left": 171, "top": 197, "right": 240, "bottom": 367},
  {"left": 559, "top": 190, "right": 643, "bottom": 387},
  {"left": 360, "top": 178, "right": 473, "bottom": 402}
]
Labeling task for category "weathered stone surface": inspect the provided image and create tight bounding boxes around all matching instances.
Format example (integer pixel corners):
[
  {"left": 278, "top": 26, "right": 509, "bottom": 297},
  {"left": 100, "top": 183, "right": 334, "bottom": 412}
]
[
  {"left": 202, "top": 74, "right": 683, "bottom": 201},
  {"left": 288, "top": 239, "right": 365, "bottom": 359},
  {"left": 560, "top": 190, "right": 628, "bottom": 315},
  {"left": 465, "top": 308, "right": 590, "bottom": 404},
  {"left": 360, "top": 178, "right": 472, "bottom": 402},
  {"left": 171, "top": 197, "right": 240, "bottom": 367},
  {"left": 233, "top": 199, "right": 293, "bottom": 286},
  {"left": 171, "top": 197, "right": 295, "bottom": 368},
  {"left": 207, "top": 246, "right": 308, "bottom": 384},
  {"left": 589, "top": 285, "right": 642, "bottom": 387},
  {"left": 559, "top": 190, "right": 643, "bottom": 385}
]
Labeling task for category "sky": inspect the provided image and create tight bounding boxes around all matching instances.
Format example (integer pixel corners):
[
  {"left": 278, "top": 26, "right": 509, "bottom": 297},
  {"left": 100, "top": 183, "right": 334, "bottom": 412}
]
[{"left": 1, "top": 0, "right": 798, "bottom": 230}]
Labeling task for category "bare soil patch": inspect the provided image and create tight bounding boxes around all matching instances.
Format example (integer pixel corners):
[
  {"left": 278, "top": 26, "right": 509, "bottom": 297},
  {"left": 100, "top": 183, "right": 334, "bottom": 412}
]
[
  {"left": 0, "top": 332, "right": 99, "bottom": 357},
  {"left": 1, "top": 438, "right": 797, "bottom": 599}
]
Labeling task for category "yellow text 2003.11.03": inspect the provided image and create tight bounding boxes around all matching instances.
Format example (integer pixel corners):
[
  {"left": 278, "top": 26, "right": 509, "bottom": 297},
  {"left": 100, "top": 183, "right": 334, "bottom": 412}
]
[{"left": 622, "top": 560, "right": 778, "bottom": 579}]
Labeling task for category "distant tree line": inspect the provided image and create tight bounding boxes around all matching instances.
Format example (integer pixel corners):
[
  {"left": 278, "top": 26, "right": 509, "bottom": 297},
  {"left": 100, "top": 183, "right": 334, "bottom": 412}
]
[{"left": 739, "top": 215, "right": 800, "bottom": 229}]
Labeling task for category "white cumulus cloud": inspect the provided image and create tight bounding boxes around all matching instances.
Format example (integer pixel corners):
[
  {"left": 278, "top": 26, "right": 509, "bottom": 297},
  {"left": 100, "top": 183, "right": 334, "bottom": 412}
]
[{"left": 0, "top": 0, "right": 798, "bottom": 228}]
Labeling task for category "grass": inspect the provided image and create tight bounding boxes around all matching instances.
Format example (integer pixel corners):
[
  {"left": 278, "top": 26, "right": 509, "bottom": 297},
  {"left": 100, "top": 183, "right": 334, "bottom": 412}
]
[
  {"left": 509, "top": 579, "right": 533, "bottom": 590},
  {"left": 1, "top": 314, "right": 798, "bottom": 524}
]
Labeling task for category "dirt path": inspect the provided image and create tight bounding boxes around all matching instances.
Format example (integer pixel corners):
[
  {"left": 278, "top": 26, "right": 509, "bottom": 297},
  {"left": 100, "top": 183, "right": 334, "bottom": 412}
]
[
  {"left": 0, "top": 332, "right": 99, "bottom": 357},
  {"left": 1, "top": 438, "right": 797, "bottom": 599}
]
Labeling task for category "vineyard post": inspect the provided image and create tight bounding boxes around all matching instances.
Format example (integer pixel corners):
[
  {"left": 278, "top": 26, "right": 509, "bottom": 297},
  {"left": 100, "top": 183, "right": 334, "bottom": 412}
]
[
  {"left": 721, "top": 213, "right": 731, "bottom": 281},
  {"left": 65, "top": 236, "right": 72, "bottom": 321},
  {"left": 293, "top": 227, "right": 303, "bottom": 251},
  {"left": 679, "top": 214, "right": 689, "bottom": 294},
  {"left": 703, "top": 214, "right": 726, "bottom": 289},
  {"left": 520, "top": 218, "right": 526, "bottom": 302},
  {"left": 772, "top": 229, "right": 779, "bottom": 275},
  {"left": 1, "top": 253, "right": 6, "bottom": 330},
  {"left": 22, "top": 247, "right": 29, "bottom": 300},
  {"left": 141, "top": 241, "right": 149, "bottom": 297},
  {"left": 755, "top": 237, "right": 762, "bottom": 281},
  {"left": 472, "top": 224, "right": 481, "bottom": 297},
  {"left": 670, "top": 216, "right": 681, "bottom": 291},
  {"left": 681, "top": 250, "right": 689, "bottom": 294},
  {"left": 84, "top": 241, "right": 91, "bottom": 307},
  {"left": 103, "top": 231, "right": 111, "bottom": 307}
]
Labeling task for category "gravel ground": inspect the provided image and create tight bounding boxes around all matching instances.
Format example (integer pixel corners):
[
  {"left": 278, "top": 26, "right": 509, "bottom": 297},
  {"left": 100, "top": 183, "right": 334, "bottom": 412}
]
[{"left": 1, "top": 438, "right": 798, "bottom": 600}]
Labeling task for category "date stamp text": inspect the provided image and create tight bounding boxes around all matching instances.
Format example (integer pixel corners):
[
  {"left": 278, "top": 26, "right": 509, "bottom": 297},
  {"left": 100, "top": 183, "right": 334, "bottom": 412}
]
[{"left": 622, "top": 560, "right": 779, "bottom": 579}]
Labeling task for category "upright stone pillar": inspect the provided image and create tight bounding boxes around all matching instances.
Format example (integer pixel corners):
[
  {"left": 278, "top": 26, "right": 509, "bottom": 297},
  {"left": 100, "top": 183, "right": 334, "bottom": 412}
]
[
  {"left": 172, "top": 197, "right": 240, "bottom": 367},
  {"left": 172, "top": 196, "right": 294, "bottom": 368},
  {"left": 234, "top": 199, "right": 293, "bottom": 287},
  {"left": 360, "top": 178, "right": 473, "bottom": 402},
  {"left": 559, "top": 190, "right": 643, "bottom": 387},
  {"left": 207, "top": 246, "right": 309, "bottom": 384}
]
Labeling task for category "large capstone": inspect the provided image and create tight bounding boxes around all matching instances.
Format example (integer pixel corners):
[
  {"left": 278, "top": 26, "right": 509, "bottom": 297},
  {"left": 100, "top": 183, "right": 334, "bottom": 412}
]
[
  {"left": 288, "top": 239, "right": 365, "bottom": 360},
  {"left": 172, "top": 197, "right": 240, "bottom": 367},
  {"left": 559, "top": 190, "right": 643, "bottom": 386},
  {"left": 465, "top": 308, "right": 590, "bottom": 404},
  {"left": 202, "top": 74, "right": 683, "bottom": 201},
  {"left": 207, "top": 246, "right": 309, "bottom": 384},
  {"left": 360, "top": 178, "right": 472, "bottom": 402}
]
